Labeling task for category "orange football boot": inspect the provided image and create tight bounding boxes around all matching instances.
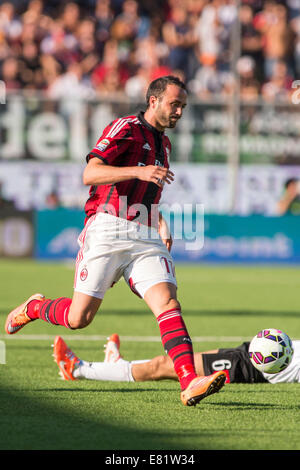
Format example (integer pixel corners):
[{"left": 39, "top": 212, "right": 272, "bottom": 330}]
[
  {"left": 53, "top": 336, "right": 81, "bottom": 381},
  {"left": 104, "top": 333, "right": 122, "bottom": 363},
  {"left": 5, "top": 293, "right": 45, "bottom": 334},
  {"left": 181, "top": 371, "right": 226, "bottom": 406}
]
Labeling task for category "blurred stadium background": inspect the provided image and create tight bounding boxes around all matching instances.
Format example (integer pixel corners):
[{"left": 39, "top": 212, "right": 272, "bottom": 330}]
[{"left": 1, "top": 0, "right": 300, "bottom": 265}]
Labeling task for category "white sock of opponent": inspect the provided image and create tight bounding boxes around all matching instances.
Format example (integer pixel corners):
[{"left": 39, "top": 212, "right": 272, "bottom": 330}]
[{"left": 73, "top": 358, "right": 149, "bottom": 382}]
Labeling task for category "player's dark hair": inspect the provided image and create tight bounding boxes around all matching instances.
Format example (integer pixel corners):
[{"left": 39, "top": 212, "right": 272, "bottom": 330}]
[{"left": 146, "top": 75, "right": 187, "bottom": 107}]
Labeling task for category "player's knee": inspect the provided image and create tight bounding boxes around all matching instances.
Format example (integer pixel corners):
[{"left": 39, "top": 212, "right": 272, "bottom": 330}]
[
  {"left": 162, "top": 298, "right": 181, "bottom": 312},
  {"left": 68, "top": 313, "right": 94, "bottom": 329}
]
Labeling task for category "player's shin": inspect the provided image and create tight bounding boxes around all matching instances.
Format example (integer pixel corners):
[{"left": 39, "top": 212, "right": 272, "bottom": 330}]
[{"left": 157, "top": 308, "right": 197, "bottom": 390}]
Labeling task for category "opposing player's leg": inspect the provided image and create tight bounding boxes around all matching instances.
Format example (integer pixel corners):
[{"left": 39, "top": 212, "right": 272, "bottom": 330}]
[
  {"left": 52, "top": 334, "right": 225, "bottom": 387},
  {"left": 132, "top": 354, "right": 177, "bottom": 381},
  {"left": 52, "top": 335, "right": 81, "bottom": 380},
  {"left": 53, "top": 334, "right": 136, "bottom": 382},
  {"left": 132, "top": 347, "right": 222, "bottom": 381},
  {"left": 106, "top": 336, "right": 257, "bottom": 385},
  {"left": 104, "top": 333, "right": 122, "bottom": 363},
  {"left": 132, "top": 352, "right": 206, "bottom": 381}
]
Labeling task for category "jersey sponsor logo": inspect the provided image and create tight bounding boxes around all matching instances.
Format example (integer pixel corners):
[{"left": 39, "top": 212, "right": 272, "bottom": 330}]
[{"left": 96, "top": 138, "right": 110, "bottom": 152}]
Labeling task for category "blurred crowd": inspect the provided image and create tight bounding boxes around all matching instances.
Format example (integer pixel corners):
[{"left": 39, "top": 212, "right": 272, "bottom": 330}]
[{"left": 0, "top": 0, "right": 300, "bottom": 102}]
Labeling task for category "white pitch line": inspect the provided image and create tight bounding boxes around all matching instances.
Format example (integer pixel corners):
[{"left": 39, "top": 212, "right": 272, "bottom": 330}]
[{"left": 0, "top": 334, "right": 252, "bottom": 342}]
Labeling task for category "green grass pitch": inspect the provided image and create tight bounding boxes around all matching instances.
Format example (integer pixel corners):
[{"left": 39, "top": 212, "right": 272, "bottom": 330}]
[{"left": 0, "top": 259, "right": 300, "bottom": 450}]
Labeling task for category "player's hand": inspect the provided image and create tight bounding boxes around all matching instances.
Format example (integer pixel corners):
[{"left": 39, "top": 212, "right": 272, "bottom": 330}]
[
  {"left": 161, "top": 234, "right": 173, "bottom": 252},
  {"left": 137, "top": 165, "right": 174, "bottom": 187}
]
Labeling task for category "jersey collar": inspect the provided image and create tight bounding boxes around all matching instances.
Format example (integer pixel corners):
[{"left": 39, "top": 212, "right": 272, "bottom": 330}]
[{"left": 138, "top": 111, "right": 164, "bottom": 135}]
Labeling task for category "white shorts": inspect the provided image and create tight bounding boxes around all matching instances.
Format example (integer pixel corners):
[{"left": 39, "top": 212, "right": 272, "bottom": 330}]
[{"left": 74, "top": 212, "right": 177, "bottom": 299}]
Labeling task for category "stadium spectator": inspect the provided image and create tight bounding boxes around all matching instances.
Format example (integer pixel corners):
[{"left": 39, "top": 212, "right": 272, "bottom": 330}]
[
  {"left": 53, "top": 333, "right": 300, "bottom": 385},
  {"left": 60, "top": 2, "right": 81, "bottom": 35},
  {"left": 111, "top": 0, "right": 150, "bottom": 41},
  {"left": 254, "top": 1, "right": 295, "bottom": 79},
  {"left": 214, "top": 0, "right": 237, "bottom": 68},
  {"left": 237, "top": 55, "right": 261, "bottom": 101},
  {"left": 162, "top": 4, "right": 198, "bottom": 82},
  {"left": 124, "top": 64, "right": 150, "bottom": 99},
  {"left": 130, "top": 34, "right": 172, "bottom": 83},
  {"left": 261, "top": 60, "right": 294, "bottom": 102},
  {"left": 0, "top": 38, "right": 11, "bottom": 65},
  {"left": 94, "top": 0, "right": 114, "bottom": 56},
  {"left": 39, "top": 18, "right": 78, "bottom": 66},
  {"left": 45, "top": 190, "right": 61, "bottom": 209},
  {"left": 240, "top": 3, "right": 264, "bottom": 81},
  {"left": 75, "top": 19, "right": 101, "bottom": 77},
  {"left": 290, "top": 12, "right": 300, "bottom": 75},
  {"left": 0, "top": 2, "right": 22, "bottom": 41},
  {"left": 91, "top": 38, "right": 130, "bottom": 94},
  {"left": 188, "top": 54, "right": 234, "bottom": 99},
  {"left": 47, "top": 62, "right": 95, "bottom": 100},
  {"left": 1, "top": 56, "right": 21, "bottom": 90},
  {"left": 287, "top": 0, "right": 300, "bottom": 20},
  {"left": 277, "top": 177, "right": 300, "bottom": 215},
  {"left": 193, "top": 0, "right": 220, "bottom": 79},
  {"left": 39, "top": 53, "right": 62, "bottom": 91},
  {"left": 18, "top": 40, "right": 43, "bottom": 90}
]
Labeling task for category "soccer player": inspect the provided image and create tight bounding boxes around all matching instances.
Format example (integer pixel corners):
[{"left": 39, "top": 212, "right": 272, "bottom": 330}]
[
  {"left": 53, "top": 333, "right": 300, "bottom": 385},
  {"left": 5, "top": 75, "right": 226, "bottom": 406}
]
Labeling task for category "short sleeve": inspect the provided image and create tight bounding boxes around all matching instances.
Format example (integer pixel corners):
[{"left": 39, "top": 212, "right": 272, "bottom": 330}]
[{"left": 86, "top": 118, "right": 133, "bottom": 165}]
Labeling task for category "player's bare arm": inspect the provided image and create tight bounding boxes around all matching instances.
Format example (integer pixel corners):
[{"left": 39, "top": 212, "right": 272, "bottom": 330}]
[
  {"left": 159, "top": 212, "right": 173, "bottom": 252},
  {"left": 83, "top": 157, "right": 174, "bottom": 188}
]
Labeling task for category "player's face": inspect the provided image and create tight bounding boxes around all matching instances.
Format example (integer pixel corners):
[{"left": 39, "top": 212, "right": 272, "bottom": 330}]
[{"left": 154, "top": 84, "right": 187, "bottom": 130}]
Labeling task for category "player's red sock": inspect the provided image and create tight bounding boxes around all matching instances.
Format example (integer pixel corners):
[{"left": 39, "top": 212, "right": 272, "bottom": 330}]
[
  {"left": 157, "top": 308, "right": 197, "bottom": 390},
  {"left": 27, "top": 298, "right": 72, "bottom": 328}
]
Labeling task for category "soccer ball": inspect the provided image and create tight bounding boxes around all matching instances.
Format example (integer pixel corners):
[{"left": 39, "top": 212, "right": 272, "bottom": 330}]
[{"left": 249, "top": 329, "right": 294, "bottom": 374}]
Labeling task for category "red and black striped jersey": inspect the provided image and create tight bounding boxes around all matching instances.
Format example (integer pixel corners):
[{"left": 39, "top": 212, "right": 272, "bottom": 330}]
[{"left": 84, "top": 111, "right": 171, "bottom": 227}]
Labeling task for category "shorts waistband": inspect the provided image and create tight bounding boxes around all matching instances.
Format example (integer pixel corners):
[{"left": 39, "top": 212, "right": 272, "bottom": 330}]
[{"left": 94, "top": 211, "right": 160, "bottom": 239}]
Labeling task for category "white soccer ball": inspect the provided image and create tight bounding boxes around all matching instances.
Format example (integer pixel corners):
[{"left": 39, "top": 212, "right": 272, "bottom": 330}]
[{"left": 249, "top": 328, "right": 294, "bottom": 374}]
